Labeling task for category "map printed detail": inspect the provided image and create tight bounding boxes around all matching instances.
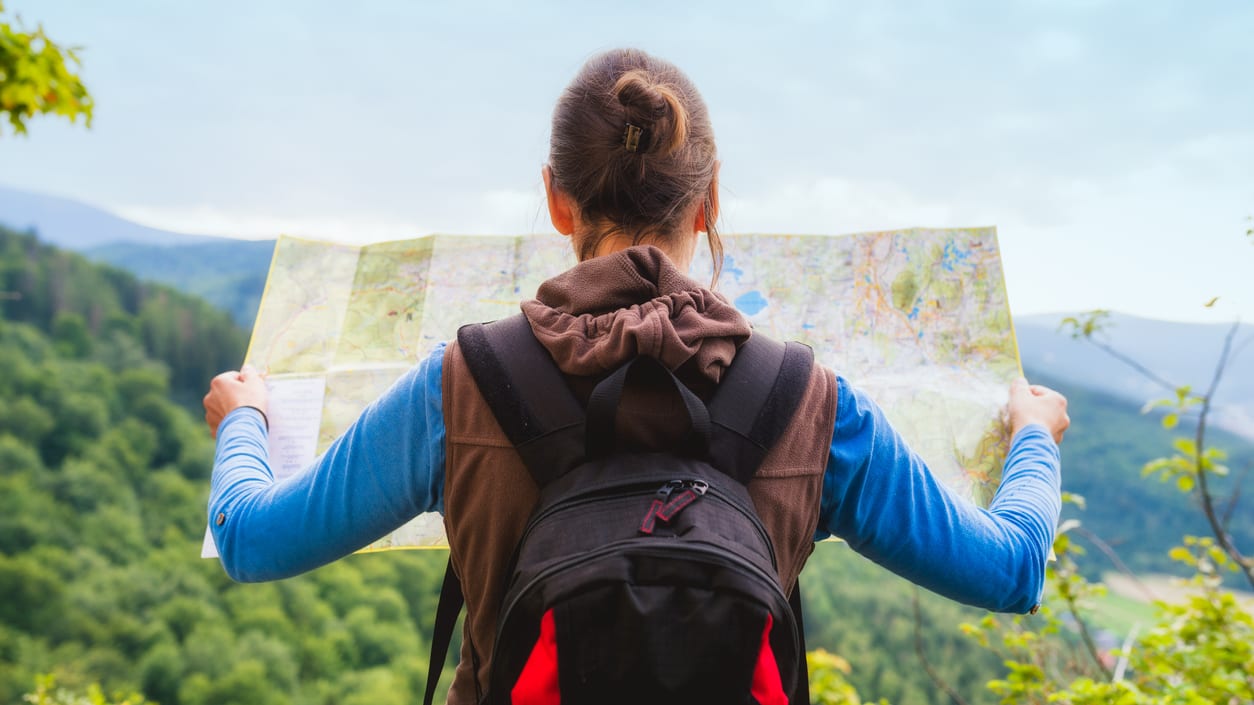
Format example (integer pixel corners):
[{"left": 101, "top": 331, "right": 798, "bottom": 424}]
[{"left": 204, "top": 228, "right": 1020, "bottom": 555}]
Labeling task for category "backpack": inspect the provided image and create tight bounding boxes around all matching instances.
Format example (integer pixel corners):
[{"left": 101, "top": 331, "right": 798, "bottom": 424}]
[{"left": 424, "top": 314, "right": 814, "bottom": 705}]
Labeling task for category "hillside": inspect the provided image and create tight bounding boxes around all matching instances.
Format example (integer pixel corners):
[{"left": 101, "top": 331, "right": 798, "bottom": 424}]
[
  {"left": 0, "top": 226, "right": 247, "bottom": 407},
  {"left": 1018, "top": 312, "right": 1254, "bottom": 440},
  {"left": 86, "top": 239, "right": 274, "bottom": 327},
  {"left": 0, "top": 186, "right": 274, "bottom": 328},
  {"left": 0, "top": 230, "right": 455, "bottom": 704},
  {"left": 1023, "top": 363, "right": 1254, "bottom": 582}
]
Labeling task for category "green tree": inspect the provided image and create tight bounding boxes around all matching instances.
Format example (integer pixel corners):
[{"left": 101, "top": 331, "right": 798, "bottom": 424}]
[{"left": 0, "top": 1, "right": 91, "bottom": 136}]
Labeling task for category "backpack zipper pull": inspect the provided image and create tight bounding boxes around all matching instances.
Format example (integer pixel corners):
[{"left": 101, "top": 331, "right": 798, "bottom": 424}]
[
  {"left": 683, "top": 480, "right": 709, "bottom": 496},
  {"left": 640, "top": 481, "right": 682, "bottom": 535},
  {"left": 640, "top": 480, "right": 706, "bottom": 535}
]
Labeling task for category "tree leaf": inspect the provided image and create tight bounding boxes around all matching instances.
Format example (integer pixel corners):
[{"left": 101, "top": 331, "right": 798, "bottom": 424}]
[{"left": 1176, "top": 474, "right": 1195, "bottom": 493}]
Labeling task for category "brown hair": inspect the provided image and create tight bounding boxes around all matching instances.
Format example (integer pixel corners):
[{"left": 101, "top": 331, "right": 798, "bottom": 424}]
[{"left": 549, "top": 49, "right": 723, "bottom": 283}]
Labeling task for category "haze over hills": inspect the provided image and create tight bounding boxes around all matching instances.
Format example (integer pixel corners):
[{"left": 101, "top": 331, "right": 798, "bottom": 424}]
[
  {"left": 0, "top": 185, "right": 274, "bottom": 326},
  {"left": 3, "top": 185, "right": 1251, "bottom": 439},
  {"left": 0, "top": 184, "right": 223, "bottom": 248},
  {"left": 1017, "top": 313, "right": 1254, "bottom": 440},
  {"left": 87, "top": 239, "right": 275, "bottom": 327}
]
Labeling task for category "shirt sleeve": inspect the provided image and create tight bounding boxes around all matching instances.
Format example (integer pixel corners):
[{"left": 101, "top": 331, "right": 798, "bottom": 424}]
[
  {"left": 815, "top": 376, "right": 1061, "bottom": 614},
  {"left": 208, "top": 342, "right": 447, "bottom": 582}
]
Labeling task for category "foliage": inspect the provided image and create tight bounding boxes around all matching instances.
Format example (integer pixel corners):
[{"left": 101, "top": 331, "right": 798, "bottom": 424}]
[
  {"left": 808, "top": 649, "right": 890, "bottom": 705},
  {"left": 23, "top": 674, "right": 152, "bottom": 705},
  {"left": 1028, "top": 367, "right": 1254, "bottom": 584},
  {"left": 0, "top": 226, "right": 247, "bottom": 407},
  {"left": 965, "top": 303, "right": 1254, "bottom": 703},
  {"left": 0, "top": 234, "right": 452, "bottom": 704},
  {"left": 0, "top": 1, "right": 92, "bottom": 136},
  {"left": 802, "top": 545, "right": 1004, "bottom": 705},
  {"left": 85, "top": 239, "right": 276, "bottom": 328},
  {"left": 964, "top": 536, "right": 1254, "bottom": 704}
]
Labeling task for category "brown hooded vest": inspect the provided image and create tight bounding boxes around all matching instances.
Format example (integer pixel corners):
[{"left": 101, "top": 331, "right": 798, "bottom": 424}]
[{"left": 440, "top": 246, "right": 837, "bottom": 704}]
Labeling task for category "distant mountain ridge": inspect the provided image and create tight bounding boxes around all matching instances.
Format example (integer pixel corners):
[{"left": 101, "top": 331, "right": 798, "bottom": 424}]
[
  {"left": 1017, "top": 313, "right": 1254, "bottom": 440},
  {"left": 87, "top": 239, "right": 274, "bottom": 328},
  {"left": 0, "top": 185, "right": 273, "bottom": 326},
  {"left": 0, "top": 184, "right": 224, "bottom": 248}
]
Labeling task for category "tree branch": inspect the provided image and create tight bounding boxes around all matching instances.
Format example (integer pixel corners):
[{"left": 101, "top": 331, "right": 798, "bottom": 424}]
[
  {"left": 911, "top": 587, "right": 971, "bottom": 705},
  {"left": 1061, "top": 585, "right": 1112, "bottom": 681},
  {"left": 1193, "top": 321, "right": 1254, "bottom": 590},
  {"left": 1072, "top": 526, "right": 1158, "bottom": 602},
  {"left": 1220, "top": 462, "right": 1249, "bottom": 532},
  {"left": 1083, "top": 338, "right": 1177, "bottom": 394}
]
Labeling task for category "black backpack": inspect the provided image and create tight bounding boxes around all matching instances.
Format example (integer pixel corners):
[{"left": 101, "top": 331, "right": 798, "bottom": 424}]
[{"left": 424, "top": 314, "right": 814, "bottom": 705}]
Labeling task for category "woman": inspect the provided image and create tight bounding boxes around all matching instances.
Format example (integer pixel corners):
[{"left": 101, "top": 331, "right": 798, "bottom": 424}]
[{"left": 204, "top": 48, "right": 1069, "bottom": 704}]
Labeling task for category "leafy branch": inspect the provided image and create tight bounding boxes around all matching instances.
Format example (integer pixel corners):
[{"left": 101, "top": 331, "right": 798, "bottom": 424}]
[
  {"left": 1187, "top": 321, "right": 1254, "bottom": 589},
  {"left": 0, "top": 1, "right": 93, "bottom": 136},
  {"left": 1058, "top": 311, "right": 1177, "bottom": 393},
  {"left": 1064, "top": 310, "right": 1254, "bottom": 590}
]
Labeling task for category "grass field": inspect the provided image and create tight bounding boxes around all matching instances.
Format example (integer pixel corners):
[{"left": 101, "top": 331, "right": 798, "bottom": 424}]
[{"left": 1077, "top": 572, "right": 1254, "bottom": 639}]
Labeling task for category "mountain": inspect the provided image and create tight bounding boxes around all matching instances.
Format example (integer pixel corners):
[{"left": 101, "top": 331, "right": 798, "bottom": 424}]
[
  {"left": 87, "top": 240, "right": 274, "bottom": 328},
  {"left": 0, "top": 186, "right": 273, "bottom": 327},
  {"left": 0, "top": 184, "right": 220, "bottom": 249},
  {"left": 1017, "top": 312, "right": 1254, "bottom": 440}
]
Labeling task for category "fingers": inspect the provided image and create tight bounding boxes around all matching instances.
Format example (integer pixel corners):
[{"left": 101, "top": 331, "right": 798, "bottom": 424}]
[
  {"left": 1008, "top": 377, "right": 1070, "bottom": 445},
  {"left": 204, "top": 366, "right": 268, "bottom": 438},
  {"left": 1009, "top": 377, "right": 1030, "bottom": 403}
]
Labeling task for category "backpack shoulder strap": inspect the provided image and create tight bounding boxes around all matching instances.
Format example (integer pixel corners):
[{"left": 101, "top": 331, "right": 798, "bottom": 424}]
[
  {"left": 456, "top": 314, "right": 585, "bottom": 487},
  {"left": 459, "top": 316, "right": 814, "bottom": 487},
  {"left": 423, "top": 557, "right": 464, "bottom": 705},
  {"left": 707, "top": 333, "right": 815, "bottom": 484}
]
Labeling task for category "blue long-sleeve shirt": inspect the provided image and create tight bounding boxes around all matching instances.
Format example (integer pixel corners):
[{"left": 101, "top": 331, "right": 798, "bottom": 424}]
[{"left": 209, "top": 342, "right": 1060, "bottom": 614}]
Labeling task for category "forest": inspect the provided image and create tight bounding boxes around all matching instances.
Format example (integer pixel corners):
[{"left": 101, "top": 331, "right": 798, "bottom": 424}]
[{"left": 3, "top": 223, "right": 1252, "bottom": 704}]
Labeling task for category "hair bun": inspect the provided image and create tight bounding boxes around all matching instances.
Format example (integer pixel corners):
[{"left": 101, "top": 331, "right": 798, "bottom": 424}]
[{"left": 612, "top": 69, "right": 688, "bottom": 157}]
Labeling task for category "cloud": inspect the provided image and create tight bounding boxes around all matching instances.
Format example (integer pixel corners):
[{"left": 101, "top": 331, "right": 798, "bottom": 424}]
[
  {"left": 114, "top": 184, "right": 552, "bottom": 243},
  {"left": 719, "top": 176, "right": 977, "bottom": 235},
  {"left": 114, "top": 205, "right": 427, "bottom": 242}
]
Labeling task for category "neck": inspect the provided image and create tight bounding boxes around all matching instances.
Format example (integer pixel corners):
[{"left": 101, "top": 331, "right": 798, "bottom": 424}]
[{"left": 585, "top": 231, "right": 698, "bottom": 272}]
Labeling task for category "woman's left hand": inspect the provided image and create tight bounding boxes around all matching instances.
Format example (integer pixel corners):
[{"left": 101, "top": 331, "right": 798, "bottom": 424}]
[{"left": 203, "top": 365, "right": 268, "bottom": 438}]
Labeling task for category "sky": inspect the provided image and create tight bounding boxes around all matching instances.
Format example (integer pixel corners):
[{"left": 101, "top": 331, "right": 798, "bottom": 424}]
[{"left": 1, "top": 0, "right": 1252, "bottom": 324}]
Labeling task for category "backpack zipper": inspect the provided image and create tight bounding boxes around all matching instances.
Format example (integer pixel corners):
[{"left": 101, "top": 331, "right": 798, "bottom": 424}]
[{"left": 516, "top": 478, "right": 777, "bottom": 568}]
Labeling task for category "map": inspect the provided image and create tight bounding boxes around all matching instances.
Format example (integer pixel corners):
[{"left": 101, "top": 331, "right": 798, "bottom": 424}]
[{"left": 203, "top": 228, "right": 1021, "bottom": 555}]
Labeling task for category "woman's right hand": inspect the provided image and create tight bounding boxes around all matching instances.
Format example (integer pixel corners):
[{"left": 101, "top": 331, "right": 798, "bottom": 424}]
[
  {"left": 1008, "top": 377, "right": 1069, "bottom": 445},
  {"left": 204, "top": 365, "right": 269, "bottom": 438}
]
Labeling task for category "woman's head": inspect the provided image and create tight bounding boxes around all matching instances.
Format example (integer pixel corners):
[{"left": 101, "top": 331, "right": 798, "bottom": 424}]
[{"left": 546, "top": 49, "right": 722, "bottom": 278}]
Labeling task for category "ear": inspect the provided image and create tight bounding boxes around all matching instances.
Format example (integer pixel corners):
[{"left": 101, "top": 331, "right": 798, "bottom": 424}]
[
  {"left": 543, "top": 165, "right": 577, "bottom": 236},
  {"left": 693, "top": 160, "right": 721, "bottom": 233}
]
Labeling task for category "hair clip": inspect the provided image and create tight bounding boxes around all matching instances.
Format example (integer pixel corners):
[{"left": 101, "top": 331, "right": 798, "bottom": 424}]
[{"left": 623, "top": 123, "right": 644, "bottom": 153}]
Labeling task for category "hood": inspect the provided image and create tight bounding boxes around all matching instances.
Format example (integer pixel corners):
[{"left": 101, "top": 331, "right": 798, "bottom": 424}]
[{"left": 520, "top": 245, "right": 751, "bottom": 385}]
